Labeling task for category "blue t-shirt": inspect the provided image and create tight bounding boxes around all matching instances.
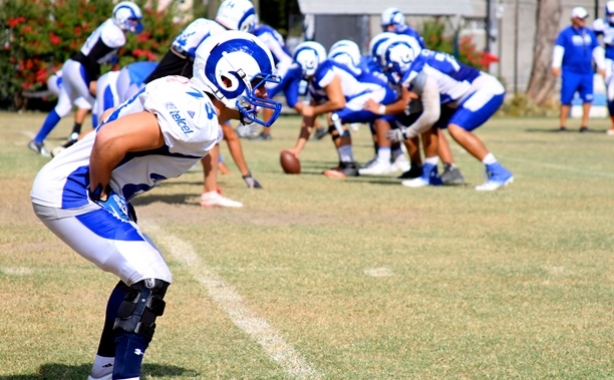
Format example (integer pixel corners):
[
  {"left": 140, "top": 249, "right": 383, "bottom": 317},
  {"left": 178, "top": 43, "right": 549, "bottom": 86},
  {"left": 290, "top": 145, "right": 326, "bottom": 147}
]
[{"left": 555, "top": 25, "right": 599, "bottom": 74}]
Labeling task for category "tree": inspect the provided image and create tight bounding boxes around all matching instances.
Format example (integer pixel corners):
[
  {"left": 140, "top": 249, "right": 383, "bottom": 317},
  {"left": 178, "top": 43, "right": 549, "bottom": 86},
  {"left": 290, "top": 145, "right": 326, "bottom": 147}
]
[{"left": 526, "top": 0, "right": 562, "bottom": 105}]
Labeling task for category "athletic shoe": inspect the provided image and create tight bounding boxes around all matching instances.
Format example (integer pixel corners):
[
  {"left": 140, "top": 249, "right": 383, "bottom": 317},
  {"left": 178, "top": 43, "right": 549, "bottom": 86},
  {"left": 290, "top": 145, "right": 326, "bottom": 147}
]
[
  {"left": 323, "top": 162, "right": 359, "bottom": 178},
  {"left": 607, "top": 128, "right": 614, "bottom": 136},
  {"left": 235, "top": 123, "right": 258, "bottom": 138},
  {"left": 390, "top": 154, "right": 410, "bottom": 173},
  {"left": 313, "top": 127, "right": 328, "bottom": 140},
  {"left": 441, "top": 165, "right": 465, "bottom": 185},
  {"left": 397, "top": 164, "right": 422, "bottom": 179},
  {"left": 61, "top": 132, "right": 79, "bottom": 148},
  {"left": 475, "top": 163, "right": 514, "bottom": 191},
  {"left": 558, "top": 126, "right": 567, "bottom": 133},
  {"left": 87, "top": 375, "right": 112, "bottom": 380},
  {"left": 200, "top": 190, "right": 243, "bottom": 208},
  {"left": 579, "top": 126, "right": 589, "bottom": 133},
  {"left": 359, "top": 157, "right": 377, "bottom": 169},
  {"left": 28, "top": 140, "right": 51, "bottom": 157},
  {"left": 358, "top": 159, "right": 392, "bottom": 176},
  {"left": 401, "top": 163, "right": 443, "bottom": 188},
  {"left": 249, "top": 131, "right": 272, "bottom": 141}
]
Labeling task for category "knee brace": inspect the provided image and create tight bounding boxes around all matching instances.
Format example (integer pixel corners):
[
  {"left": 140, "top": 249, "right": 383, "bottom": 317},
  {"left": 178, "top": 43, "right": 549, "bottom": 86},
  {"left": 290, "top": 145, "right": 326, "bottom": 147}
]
[
  {"left": 113, "top": 279, "right": 168, "bottom": 341},
  {"left": 328, "top": 125, "right": 350, "bottom": 141}
]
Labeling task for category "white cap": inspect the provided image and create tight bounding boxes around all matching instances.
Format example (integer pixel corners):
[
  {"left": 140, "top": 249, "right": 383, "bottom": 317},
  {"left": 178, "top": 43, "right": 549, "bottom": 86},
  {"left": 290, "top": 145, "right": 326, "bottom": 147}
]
[{"left": 571, "top": 6, "right": 588, "bottom": 19}]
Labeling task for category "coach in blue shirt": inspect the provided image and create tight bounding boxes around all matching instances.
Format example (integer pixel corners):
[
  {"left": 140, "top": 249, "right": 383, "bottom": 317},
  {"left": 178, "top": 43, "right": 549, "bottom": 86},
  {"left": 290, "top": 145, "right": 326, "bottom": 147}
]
[{"left": 552, "top": 6, "right": 605, "bottom": 132}]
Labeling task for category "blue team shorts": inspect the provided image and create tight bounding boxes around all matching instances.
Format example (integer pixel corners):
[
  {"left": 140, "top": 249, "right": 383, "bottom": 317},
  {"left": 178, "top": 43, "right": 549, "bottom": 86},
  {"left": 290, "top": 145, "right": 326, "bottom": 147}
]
[
  {"left": 438, "top": 91, "right": 504, "bottom": 131},
  {"left": 560, "top": 72, "right": 594, "bottom": 105}
]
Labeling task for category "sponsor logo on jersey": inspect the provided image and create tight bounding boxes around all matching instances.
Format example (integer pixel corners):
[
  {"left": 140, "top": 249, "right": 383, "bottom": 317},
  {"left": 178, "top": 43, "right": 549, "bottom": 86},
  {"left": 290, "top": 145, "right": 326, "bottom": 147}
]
[
  {"left": 165, "top": 102, "right": 178, "bottom": 110},
  {"left": 170, "top": 110, "right": 193, "bottom": 135},
  {"left": 188, "top": 110, "right": 195, "bottom": 118}
]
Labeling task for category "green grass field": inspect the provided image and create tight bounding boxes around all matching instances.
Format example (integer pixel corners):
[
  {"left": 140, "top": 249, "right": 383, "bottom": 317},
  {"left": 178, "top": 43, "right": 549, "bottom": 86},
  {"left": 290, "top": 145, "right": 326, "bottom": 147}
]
[{"left": 1, "top": 111, "right": 614, "bottom": 379}]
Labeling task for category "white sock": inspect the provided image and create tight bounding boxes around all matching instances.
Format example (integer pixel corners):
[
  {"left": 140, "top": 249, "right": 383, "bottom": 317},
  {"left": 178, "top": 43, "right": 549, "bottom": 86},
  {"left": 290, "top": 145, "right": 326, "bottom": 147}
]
[
  {"left": 338, "top": 145, "right": 354, "bottom": 163},
  {"left": 91, "top": 355, "right": 114, "bottom": 378},
  {"left": 391, "top": 146, "right": 403, "bottom": 160},
  {"left": 482, "top": 153, "right": 497, "bottom": 165},
  {"left": 424, "top": 156, "right": 439, "bottom": 166},
  {"left": 376, "top": 147, "right": 391, "bottom": 163}
]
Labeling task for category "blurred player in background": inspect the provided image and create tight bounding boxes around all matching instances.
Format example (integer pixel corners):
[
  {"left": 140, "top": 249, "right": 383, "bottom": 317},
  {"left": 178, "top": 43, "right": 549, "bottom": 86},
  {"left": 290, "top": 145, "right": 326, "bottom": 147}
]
[{"left": 29, "top": 1, "right": 143, "bottom": 156}]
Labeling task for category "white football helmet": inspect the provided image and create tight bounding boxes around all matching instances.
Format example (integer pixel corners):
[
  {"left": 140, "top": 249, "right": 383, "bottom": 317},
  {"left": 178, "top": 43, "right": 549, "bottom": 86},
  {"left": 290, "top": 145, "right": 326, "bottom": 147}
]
[
  {"left": 192, "top": 31, "right": 281, "bottom": 127},
  {"left": 215, "top": 0, "right": 257, "bottom": 32},
  {"left": 328, "top": 39, "right": 362, "bottom": 70},
  {"left": 382, "top": 37, "right": 418, "bottom": 84},
  {"left": 292, "top": 41, "right": 327, "bottom": 79},
  {"left": 381, "top": 7, "right": 405, "bottom": 31},
  {"left": 113, "top": 1, "right": 143, "bottom": 34},
  {"left": 368, "top": 32, "right": 396, "bottom": 70}
]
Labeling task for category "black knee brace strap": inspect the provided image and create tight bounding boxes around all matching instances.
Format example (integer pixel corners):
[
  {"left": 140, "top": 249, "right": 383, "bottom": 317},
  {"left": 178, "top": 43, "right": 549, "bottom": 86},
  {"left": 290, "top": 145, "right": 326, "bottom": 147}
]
[
  {"left": 113, "top": 279, "right": 168, "bottom": 340},
  {"left": 328, "top": 125, "right": 350, "bottom": 140}
]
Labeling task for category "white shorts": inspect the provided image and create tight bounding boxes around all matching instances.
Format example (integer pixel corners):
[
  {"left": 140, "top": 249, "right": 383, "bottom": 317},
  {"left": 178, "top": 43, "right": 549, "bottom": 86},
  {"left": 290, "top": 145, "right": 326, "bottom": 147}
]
[{"left": 32, "top": 203, "right": 172, "bottom": 286}]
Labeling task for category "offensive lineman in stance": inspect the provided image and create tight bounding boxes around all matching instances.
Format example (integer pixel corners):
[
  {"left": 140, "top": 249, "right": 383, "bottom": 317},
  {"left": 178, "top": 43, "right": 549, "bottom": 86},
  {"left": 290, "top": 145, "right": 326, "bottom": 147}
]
[{"left": 30, "top": 31, "right": 281, "bottom": 380}]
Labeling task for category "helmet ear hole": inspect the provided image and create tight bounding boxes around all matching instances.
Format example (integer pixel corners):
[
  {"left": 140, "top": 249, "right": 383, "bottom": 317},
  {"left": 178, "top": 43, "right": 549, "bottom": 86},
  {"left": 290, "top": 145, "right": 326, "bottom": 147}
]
[{"left": 220, "top": 75, "right": 232, "bottom": 87}]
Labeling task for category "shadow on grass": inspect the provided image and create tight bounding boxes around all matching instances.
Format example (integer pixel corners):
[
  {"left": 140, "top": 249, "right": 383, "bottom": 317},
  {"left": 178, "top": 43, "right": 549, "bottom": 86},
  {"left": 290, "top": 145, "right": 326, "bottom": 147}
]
[
  {"left": 0, "top": 362, "right": 199, "bottom": 379},
  {"left": 131, "top": 193, "right": 197, "bottom": 207}
]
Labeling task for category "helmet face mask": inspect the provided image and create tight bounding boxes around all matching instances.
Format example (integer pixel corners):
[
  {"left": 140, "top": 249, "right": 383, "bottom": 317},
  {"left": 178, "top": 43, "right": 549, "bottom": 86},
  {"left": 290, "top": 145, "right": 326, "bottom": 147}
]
[
  {"left": 193, "top": 31, "right": 282, "bottom": 127},
  {"left": 216, "top": 0, "right": 257, "bottom": 32},
  {"left": 384, "top": 41, "right": 416, "bottom": 85},
  {"left": 293, "top": 42, "right": 327, "bottom": 80},
  {"left": 113, "top": 1, "right": 143, "bottom": 34}
]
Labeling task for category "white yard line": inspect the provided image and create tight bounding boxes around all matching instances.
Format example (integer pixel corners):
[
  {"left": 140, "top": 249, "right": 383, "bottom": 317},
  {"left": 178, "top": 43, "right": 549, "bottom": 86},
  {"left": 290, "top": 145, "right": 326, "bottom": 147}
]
[{"left": 142, "top": 221, "right": 322, "bottom": 380}]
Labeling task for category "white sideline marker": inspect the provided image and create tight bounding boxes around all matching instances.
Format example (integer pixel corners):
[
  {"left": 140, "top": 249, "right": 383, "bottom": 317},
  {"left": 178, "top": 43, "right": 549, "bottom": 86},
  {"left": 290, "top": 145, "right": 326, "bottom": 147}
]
[{"left": 143, "top": 221, "right": 322, "bottom": 380}]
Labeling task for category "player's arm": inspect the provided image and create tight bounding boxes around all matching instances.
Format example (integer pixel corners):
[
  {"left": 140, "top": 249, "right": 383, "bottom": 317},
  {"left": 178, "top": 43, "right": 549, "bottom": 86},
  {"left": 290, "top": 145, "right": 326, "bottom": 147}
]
[
  {"left": 89, "top": 111, "right": 164, "bottom": 200},
  {"left": 364, "top": 86, "right": 415, "bottom": 115},
  {"left": 302, "top": 75, "right": 345, "bottom": 117}
]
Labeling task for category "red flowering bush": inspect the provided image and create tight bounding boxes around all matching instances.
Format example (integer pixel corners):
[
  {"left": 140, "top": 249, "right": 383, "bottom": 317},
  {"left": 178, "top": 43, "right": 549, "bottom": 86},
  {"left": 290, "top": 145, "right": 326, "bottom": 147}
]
[
  {"left": 421, "top": 19, "right": 497, "bottom": 71},
  {"left": 0, "top": 0, "right": 183, "bottom": 109}
]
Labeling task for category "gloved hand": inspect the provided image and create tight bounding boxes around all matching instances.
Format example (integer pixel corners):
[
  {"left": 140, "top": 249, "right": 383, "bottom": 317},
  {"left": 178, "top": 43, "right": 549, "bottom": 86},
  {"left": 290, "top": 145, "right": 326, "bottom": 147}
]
[
  {"left": 386, "top": 127, "right": 408, "bottom": 142},
  {"left": 242, "top": 172, "right": 263, "bottom": 189},
  {"left": 89, "top": 185, "right": 134, "bottom": 222}
]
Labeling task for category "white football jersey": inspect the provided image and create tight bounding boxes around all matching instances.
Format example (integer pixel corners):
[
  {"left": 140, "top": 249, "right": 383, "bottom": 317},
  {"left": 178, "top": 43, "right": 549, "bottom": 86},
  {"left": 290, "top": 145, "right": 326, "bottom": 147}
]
[
  {"left": 80, "top": 19, "right": 126, "bottom": 64},
  {"left": 171, "top": 18, "right": 226, "bottom": 58},
  {"left": 31, "top": 76, "right": 223, "bottom": 209}
]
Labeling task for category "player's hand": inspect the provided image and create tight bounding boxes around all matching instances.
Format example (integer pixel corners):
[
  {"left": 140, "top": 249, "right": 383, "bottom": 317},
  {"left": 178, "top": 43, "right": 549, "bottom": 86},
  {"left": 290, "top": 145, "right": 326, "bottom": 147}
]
[
  {"left": 89, "top": 186, "right": 133, "bottom": 222},
  {"left": 599, "top": 68, "right": 606, "bottom": 78},
  {"left": 363, "top": 99, "right": 382, "bottom": 114},
  {"left": 301, "top": 105, "right": 315, "bottom": 118},
  {"left": 242, "top": 172, "right": 263, "bottom": 189},
  {"left": 285, "top": 148, "right": 300, "bottom": 159},
  {"left": 386, "top": 128, "right": 408, "bottom": 142}
]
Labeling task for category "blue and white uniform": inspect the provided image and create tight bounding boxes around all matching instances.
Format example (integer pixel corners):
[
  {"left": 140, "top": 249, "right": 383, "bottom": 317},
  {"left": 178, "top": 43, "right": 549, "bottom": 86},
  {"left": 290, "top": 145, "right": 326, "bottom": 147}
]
[
  {"left": 308, "top": 60, "right": 397, "bottom": 124},
  {"left": 47, "top": 70, "right": 92, "bottom": 118},
  {"left": 144, "top": 18, "right": 226, "bottom": 83},
  {"left": 116, "top": 61, "right": 158, "bottom": 103},
  {"left": 32, "top": 19, "right": 127, "bottom": 145},
  {"left": 252, "top": 24, "right": 293, "bottom": 89},
  {"left": 31, "top": 75, "right": 223, "bottom": 286},
  {"left": 92, "top": 70, "right": 120, "bottom": 128},
  {"left": 401, "top": 49, "right": 505, "bottom": 132},
  {"left": 593, "top": 17, "right": 614, "bottom": 114},
  {"left": 552, "top": 25, "right": 604, "bottom": 104},
  {"left": 391, "top": 25, "right": 425, "bottom": 49}
]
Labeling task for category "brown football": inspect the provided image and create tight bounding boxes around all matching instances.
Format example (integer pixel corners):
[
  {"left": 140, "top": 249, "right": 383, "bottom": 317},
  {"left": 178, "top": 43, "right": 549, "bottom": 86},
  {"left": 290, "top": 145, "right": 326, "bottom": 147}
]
[{"left": 280, "top": 150, "right": 300, "bottom": 174}]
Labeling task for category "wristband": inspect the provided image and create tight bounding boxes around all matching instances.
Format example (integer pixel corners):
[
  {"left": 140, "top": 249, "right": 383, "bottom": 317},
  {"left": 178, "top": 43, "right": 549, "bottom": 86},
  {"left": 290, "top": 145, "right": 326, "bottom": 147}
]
[{"left": 378, "top": 105, "right": 386, "bottom": 115}]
